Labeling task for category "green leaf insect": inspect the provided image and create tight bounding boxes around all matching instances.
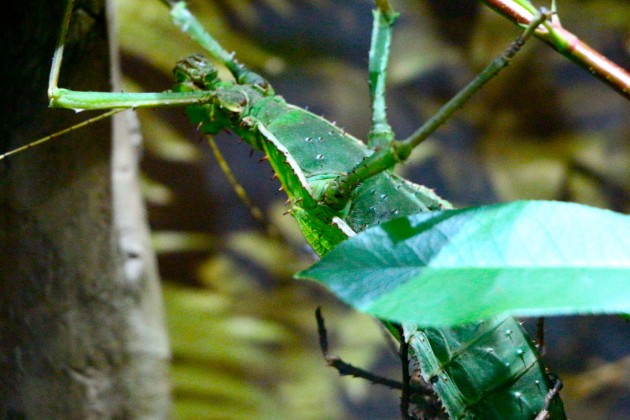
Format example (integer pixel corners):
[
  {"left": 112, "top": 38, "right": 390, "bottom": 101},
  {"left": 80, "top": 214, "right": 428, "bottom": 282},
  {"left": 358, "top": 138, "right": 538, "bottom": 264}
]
[{"left": 11, "top": 0, "right": 591, "bottom": 418}]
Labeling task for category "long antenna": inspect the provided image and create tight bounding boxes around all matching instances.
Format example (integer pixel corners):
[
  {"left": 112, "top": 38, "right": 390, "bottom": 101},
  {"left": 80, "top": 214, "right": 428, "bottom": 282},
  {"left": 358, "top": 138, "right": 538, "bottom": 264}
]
[{"left": 0, "top": 110, "right": 122, "bottom": 160}]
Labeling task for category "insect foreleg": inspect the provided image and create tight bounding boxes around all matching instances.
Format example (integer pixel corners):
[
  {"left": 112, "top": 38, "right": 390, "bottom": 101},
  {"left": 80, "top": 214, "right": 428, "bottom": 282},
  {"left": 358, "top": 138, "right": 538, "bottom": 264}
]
[
  {"left": 47, "top": 0, "right": 218, "bottom": 112},
  {"left": 48, "top": 0, "right": 74, "bottom": 98},
  {"left": 49, "top": 89, "right": 217, "bottom": 111},
  {"left": 167, "top": 1, "right": 273, "bottom": 94}
]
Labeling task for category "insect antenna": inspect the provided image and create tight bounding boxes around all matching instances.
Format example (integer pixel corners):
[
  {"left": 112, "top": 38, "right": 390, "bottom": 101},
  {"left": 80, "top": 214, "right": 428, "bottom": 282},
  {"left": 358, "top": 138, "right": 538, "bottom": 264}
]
[{"left": 0, "top": 109, "right": 122, "bottom": 161}]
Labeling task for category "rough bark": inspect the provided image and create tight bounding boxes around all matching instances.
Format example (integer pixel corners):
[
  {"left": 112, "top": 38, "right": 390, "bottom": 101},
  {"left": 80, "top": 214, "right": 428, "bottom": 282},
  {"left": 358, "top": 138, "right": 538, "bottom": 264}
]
[{"left": 0, "top": 1, "right": 171, "bottom": 418}]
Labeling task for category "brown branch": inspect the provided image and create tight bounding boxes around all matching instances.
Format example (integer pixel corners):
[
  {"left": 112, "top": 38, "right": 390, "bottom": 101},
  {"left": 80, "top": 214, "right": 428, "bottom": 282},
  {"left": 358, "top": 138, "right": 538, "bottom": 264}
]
[{"left": 482, "top": 0, "right": 630, "bottom": 100}]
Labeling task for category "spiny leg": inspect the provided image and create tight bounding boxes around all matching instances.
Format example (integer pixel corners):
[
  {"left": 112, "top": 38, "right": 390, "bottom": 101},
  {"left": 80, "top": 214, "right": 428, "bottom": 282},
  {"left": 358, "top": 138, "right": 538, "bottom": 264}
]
[
  {"left": 164, "top": 1, "right": 272, "bottom": 94},
  {"left": 315, "top": 308, "right": 436, "bottom": 417},
  {"left": 367, "top": 0, "right": 398, "bottom": 148},
  {"left": 395, "top": 323, "right": 412, "bottom": 419},
  {"left": 324, "top": 8, "right": 552, "bottom": 209},
  {"left": 315, "top": 308, "right": 410, "bottom": 391}
]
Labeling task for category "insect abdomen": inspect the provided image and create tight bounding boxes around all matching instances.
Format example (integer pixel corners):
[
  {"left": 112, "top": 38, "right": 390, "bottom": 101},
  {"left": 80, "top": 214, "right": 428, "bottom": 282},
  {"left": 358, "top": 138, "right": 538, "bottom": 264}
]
[{"left": 411, "top": 317, "right": 566, "bottom": 419}]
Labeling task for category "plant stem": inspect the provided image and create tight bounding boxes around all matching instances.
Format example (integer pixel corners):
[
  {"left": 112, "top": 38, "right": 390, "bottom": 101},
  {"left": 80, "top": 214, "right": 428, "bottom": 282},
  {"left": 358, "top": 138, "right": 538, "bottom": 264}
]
[{"left": 482, "top": 0, "right": 630, "bottom": 100}]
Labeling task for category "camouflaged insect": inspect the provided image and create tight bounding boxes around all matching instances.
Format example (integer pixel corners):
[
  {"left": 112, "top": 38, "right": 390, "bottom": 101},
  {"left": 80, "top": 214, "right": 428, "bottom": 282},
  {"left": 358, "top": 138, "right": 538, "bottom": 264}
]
[{"left": 45, "top": 1, "right": 567, "bottom": 418}]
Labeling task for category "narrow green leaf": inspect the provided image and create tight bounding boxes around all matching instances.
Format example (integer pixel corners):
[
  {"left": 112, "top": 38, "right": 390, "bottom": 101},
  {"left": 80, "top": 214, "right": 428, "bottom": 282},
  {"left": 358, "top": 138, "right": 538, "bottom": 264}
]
[{"left": 296, "top": 201, "right": 630, "bottom": 326}]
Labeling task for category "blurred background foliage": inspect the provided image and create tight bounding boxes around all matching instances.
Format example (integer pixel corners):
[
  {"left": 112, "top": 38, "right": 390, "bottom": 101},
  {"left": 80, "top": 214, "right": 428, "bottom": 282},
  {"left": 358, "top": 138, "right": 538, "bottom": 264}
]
[{"left": 115, "top": 0, "right": 629, "bottom": 418}]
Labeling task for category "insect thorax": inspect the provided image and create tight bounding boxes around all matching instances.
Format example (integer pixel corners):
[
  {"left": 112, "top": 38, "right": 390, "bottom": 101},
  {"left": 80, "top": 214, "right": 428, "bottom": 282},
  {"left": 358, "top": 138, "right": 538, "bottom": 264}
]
[{"left": 172, "top": 54, "right": 262, "bottom": 137}]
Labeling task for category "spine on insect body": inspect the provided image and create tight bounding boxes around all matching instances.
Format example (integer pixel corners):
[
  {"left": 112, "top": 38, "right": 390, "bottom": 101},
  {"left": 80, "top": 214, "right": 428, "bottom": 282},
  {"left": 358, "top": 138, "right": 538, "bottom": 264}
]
[{"left": 174, "top": 55, "right": 565, "bottom": 419}]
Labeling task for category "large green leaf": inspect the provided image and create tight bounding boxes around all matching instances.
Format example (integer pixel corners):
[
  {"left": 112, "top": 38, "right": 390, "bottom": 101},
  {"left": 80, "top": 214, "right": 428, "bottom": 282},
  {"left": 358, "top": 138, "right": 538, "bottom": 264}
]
[{"left": 297, "top": 201, "right": 630, "bottom": 326}]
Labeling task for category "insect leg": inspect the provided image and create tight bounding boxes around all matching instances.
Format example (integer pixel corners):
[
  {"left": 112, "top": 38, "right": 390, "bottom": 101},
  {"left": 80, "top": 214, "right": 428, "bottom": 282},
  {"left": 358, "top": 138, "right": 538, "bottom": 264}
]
[
  {"left": 315, "top": 308, "right": 410, "bottom": 391},
  {"left": 4, "top": 0, "right": 216, "bottom": 159},
  {"left": 165, "top": 1, "right": 273, "bottom": 94},
  {"left": 534, "top": 375, "right": 563, "bottom": 420},
  {"left": 397, "top": 8, "right": 552, "bottom": 151},
  {"left": 323, "top": 8, "right": 552, "bottom": 209},
  {"left": 367, "top": 0, "right": 398, "bottom": 148},
  {"left": 537, "top": 316, "right": 546, "bottom": 356},
  {"left": 48, "top": 0, "right": 215, "bottom": 111},
  {"left": 48, "top": 0, "right": 74, "bottom": 98}
]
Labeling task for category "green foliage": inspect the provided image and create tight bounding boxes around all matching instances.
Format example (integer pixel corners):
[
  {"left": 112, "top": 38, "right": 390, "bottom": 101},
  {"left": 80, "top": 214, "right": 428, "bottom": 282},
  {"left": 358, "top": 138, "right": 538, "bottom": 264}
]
[{"left": 299, "top": 200, "right": 630, "bottom": 326}]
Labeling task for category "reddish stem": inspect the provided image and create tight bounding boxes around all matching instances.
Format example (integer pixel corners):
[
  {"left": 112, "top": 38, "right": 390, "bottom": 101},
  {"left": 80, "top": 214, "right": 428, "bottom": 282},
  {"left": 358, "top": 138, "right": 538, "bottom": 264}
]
[{"left": 482, "top": 0, "right": 630, "bottom": 100}]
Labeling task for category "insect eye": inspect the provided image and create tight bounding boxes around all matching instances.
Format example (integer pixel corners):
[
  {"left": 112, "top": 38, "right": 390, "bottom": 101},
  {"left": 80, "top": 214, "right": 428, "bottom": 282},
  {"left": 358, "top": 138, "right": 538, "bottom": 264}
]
[{"left": 173, "top": 54, "right": 219, "bottom": 89}]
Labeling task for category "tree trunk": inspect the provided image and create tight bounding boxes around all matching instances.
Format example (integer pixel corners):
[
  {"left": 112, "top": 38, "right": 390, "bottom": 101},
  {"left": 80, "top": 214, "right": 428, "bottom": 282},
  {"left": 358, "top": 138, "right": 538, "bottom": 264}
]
[{"left": 0, "top": 1, "right": 171, "bottom": 418}]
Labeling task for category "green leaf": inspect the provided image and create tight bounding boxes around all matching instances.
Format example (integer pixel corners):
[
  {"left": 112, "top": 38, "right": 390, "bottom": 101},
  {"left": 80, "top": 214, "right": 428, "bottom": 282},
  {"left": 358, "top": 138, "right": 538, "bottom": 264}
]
[{"left": 296, "top": 201, "right": 630, "bottom": 326}]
